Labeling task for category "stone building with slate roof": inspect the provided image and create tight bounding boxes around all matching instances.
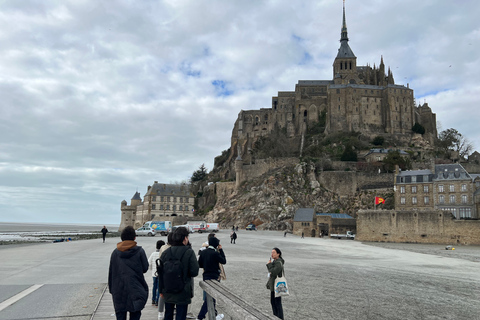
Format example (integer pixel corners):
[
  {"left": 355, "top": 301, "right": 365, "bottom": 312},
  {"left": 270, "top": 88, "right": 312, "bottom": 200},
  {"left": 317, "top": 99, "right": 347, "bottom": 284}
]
[
  {"left": 395, "top": 163, "right": 479, "bottom": 219},
  {"left": 120, "top": 182, "right": 195, "bottom": 230},
  {"left": 227, "top": 1, "right": 437, "bottom": 167},
  {"left": 293, "top": 208, "right": 356, "bottom": 237}
]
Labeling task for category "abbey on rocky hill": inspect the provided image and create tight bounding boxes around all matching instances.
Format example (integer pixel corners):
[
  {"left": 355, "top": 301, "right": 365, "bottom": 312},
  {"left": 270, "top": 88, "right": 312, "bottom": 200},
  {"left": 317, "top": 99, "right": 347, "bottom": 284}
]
[{"left": 230, "top": 2, "right": 437, "bottom": 165}]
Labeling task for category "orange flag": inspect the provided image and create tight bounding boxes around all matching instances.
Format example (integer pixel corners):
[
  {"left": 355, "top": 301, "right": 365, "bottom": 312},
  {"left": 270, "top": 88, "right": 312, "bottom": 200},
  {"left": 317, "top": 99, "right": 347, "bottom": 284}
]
[{"left": 375, "top": 197, "right": 385, "bottom": 205}]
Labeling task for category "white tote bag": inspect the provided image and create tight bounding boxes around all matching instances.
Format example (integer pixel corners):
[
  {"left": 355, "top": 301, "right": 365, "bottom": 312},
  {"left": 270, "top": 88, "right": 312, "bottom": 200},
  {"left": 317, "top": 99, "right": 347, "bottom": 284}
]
[{"left": 274, "top": 269, "right": 289, "bottom": 297}]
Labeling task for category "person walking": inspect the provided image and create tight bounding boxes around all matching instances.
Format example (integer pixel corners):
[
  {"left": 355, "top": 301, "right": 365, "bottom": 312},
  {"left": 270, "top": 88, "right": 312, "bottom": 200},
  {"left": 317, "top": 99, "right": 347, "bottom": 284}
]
[
  {"left": 196, "top": 237, "right": 226, "bottom": 320},
  {"left": 101, "top": 226, "right": 108, "bottom": 243},
  {"left": 231, "top": 231, "right": 237, "bottom": 244},
  {"left": 157, "top": 233, "right": 173, "bottom": 319},
  {"left": 301, "top": 232, "right": 304, "bottom": 239},
  {"left": 266, "top": 247, "right": 285, "bottom": 320},
  {"left": 148, "top": 240, "right": 165, "bottom": 306},
  {"left": 108, "top": 226, "right": 149, "bottom": 320},
  {"left": 158, "top": 227, "right": 199, "bottom": 320}
]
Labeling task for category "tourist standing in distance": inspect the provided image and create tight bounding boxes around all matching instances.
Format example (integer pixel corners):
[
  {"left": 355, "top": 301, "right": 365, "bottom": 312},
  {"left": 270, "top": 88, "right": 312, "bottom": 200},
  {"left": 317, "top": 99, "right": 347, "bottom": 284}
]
[
  {"left": 266, "top": 247, "right": 285, "bottom": 320},
  {"left": 108, "top": 226, "right": 149, "bottom": 320},
  {"left": 148, "top": 240, "right": 165, "bottom": 306},
  {"left": 101, "top": 226, "right": 108, "bottom": 243},
  {"left": 158, "top": 227, "right": 199, "bottom": 320},
  {"left": 231, "top": 231, "right": 237, "bottom": 244},
  {"left": 196, "top": 237, "right": 226, "bottom": 320}
]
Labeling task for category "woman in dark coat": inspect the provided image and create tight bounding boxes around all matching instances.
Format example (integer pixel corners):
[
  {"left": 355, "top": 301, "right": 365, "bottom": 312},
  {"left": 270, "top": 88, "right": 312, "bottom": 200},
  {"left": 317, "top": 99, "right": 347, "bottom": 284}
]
[{"left": 108, "top": 226, "right": 149, "bottom": 320}]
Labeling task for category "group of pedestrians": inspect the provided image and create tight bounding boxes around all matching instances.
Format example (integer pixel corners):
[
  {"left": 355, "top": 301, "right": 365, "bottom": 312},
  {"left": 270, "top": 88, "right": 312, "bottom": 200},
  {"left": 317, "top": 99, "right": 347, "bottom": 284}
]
[{"left": 108, "top": 226, "right": 285, "bottom": 320}]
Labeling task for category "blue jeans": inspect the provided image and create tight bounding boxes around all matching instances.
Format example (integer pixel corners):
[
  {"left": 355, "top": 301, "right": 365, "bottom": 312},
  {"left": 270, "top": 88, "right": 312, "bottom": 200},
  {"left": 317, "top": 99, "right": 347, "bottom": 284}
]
[
  {"left": 164, "top": 303, "right": 187, "bottom": 320},
  {"left": 152, "top": 277, "right": 159, "bottom": 303}
]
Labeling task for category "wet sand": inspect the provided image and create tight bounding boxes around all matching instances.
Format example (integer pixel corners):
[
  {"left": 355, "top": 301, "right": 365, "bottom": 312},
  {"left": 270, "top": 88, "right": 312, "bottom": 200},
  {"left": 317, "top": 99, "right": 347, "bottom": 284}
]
[{"left": 363, "top": 241, "right": 480, "bottom": 263}]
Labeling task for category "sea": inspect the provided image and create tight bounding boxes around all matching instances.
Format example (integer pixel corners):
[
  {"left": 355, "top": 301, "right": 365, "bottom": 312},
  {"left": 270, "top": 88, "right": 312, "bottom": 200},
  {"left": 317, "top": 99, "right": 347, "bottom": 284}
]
[{"left": 0, "top": 222, "right": 119, "bottom": 242}]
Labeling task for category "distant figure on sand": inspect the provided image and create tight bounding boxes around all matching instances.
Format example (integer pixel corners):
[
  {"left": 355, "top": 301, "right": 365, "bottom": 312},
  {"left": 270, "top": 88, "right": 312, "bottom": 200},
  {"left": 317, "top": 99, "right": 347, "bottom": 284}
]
[
  {"left": 230, "top": 231, "right": 237, "bottom": 244},
  {"left": 101, "top": 226, "right": 108, "bottom": 243}
]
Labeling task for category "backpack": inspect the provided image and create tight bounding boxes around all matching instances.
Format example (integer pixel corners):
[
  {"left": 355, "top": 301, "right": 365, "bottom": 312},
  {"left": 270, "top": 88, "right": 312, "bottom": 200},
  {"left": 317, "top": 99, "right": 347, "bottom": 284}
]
[{"left": 159, "top": 248, "right": 187, "bottom": 294}]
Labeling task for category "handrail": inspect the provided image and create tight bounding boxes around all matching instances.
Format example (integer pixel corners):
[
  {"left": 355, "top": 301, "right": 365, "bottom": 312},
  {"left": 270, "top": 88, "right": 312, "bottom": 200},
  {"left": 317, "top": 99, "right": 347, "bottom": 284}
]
[{"left": 199, "top": 280, "right": 279, "bottom": 320}]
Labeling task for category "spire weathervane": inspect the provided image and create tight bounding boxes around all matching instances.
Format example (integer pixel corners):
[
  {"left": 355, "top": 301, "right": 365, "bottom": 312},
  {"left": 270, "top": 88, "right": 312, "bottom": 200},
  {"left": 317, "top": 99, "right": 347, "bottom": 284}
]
[{"left": 341, "top": 0, "right": 348, "bottom": 42}]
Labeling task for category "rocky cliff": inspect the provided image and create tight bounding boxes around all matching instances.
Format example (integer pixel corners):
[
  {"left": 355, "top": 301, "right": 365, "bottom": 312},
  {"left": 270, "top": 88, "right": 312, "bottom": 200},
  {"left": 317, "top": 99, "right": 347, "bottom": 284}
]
[{"left": 199, "top": 162, "right": 394, "bottom": 230}]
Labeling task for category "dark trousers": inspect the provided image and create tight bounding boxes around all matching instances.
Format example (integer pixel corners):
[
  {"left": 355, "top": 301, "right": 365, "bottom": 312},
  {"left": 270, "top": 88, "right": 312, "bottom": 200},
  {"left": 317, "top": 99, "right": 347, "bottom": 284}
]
[
  {"left": 102, "top": 234, "right": 106, "bottom": 242},
  {"left": 270, "top": 291, "right": 284, "bottom": 320},
  {"left": 164, "top": 302, "right": 187, "bottom": 320},
  {"left": 115, "top": 311, "right": 141, "bottom": 320}
]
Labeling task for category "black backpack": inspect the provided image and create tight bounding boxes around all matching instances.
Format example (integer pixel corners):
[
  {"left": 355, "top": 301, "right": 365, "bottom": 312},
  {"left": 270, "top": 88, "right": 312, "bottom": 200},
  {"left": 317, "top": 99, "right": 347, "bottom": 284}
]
[{"left": 158, "top": 248, "right": 187, "bottom": 294}]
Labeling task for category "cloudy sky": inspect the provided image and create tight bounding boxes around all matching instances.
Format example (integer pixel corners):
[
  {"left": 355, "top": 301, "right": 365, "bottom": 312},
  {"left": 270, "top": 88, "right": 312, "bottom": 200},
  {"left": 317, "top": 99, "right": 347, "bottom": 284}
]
[{"left": 0, "top": 0, "right": 479, "bottom": 225}]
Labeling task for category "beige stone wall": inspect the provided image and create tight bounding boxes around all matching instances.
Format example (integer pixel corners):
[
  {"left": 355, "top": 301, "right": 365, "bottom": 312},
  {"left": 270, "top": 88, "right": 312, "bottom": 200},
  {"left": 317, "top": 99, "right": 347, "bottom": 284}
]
[
  {"left": 357, "top": 209, "right": 480, "bottom": 245},
  {"left": 242, "top": 158, "right": 299, "bottom": 182},
  {"left": 319, "top": 171, "right": 394, "bottom": 195}
]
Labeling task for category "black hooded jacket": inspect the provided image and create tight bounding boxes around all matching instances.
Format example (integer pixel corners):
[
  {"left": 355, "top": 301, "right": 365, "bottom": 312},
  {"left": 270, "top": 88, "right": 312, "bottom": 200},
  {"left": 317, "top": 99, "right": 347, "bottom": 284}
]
[
  {"left": 108, "top": 240, "right": 149, "bottom": 312},
  {"left": 198, "top": 237, "right": 226, "bottom": 281}
]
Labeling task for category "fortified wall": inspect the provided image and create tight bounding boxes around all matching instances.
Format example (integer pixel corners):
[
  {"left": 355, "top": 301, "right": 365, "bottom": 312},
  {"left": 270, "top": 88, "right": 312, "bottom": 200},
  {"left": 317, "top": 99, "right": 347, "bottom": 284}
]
[{"left": 357, "top": 209, "right": 480, "bottom": 245}]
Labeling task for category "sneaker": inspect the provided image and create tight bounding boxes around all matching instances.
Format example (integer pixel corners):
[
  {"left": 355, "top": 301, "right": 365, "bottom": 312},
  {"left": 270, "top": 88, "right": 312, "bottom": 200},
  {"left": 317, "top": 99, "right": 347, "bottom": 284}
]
[
  {"left": 186, "top": 313, "right": 196, "bottom": 319},
  {"left": 158, "top": 311, "right": 164, "bottom": 319},
  {"left": 216, "top": 314, "right": 224, "bottom": 320}
]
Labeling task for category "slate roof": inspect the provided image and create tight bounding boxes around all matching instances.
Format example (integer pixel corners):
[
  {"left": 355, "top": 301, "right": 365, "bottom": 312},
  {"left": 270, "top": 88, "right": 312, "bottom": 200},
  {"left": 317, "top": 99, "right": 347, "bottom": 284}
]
[
  {"left": 434, "top": 163, "right": 471, "bottom": 181},
  {"left": 397, "top": 169, "right": 433, "bottom": 177},
  {"left": 297, "top": 80, "right": 333, "bottom": 86},
  {"left": 145, "top": 182, "right": 192, "bottom": 197},
  {"left": 294, "top": 208, "right": 315, "bottom": 222},
  {"left": 316, "top": 213, "right": 354, "bottom": 219},
  {"left": 336, "top": 41, "right": 356, "bottom": 58},
  {"left": 131, "top": 192, "right": 142, "bottom": 200},
  {"left": 365, "top": 149, "right": 409, "bottom": 156}
]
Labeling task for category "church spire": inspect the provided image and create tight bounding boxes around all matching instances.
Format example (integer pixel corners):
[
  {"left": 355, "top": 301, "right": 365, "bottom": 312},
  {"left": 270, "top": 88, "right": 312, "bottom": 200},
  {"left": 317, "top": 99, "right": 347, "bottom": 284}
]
[{"left": 341, "top": 0, "right": 348, "bottom": 42}]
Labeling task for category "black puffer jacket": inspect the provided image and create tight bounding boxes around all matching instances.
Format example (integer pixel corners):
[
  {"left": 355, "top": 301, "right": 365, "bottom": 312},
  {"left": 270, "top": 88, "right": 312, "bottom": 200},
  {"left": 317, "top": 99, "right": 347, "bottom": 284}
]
[
  {"left": 108, "top": 240, "right": 149, "bottom": 312},
  {"left": 159, "top": 245, "right": 199, "bottom": 305}
]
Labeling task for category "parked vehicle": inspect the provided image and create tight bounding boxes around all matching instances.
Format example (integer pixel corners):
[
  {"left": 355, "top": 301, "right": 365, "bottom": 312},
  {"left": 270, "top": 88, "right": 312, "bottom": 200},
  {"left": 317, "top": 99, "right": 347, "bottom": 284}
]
[
  {"left": 246, "top": 224, "right": 256, "bottom": 231},
  {"left": 186, "top": 221, "right": 207, "bottom": 233},
  {"left": 172, "top": 224, "right": 194, "bottom": 233},
  {"left": 143, "top": 221, "right": 172, "bottom": 236},
  {"left": 136, "top": 227, "right": 156, "bottom": 237},
  {"left": 330, "top": 231, "right": 355, "bottom": 240},
  {"left": 206, "top": 223, "right": 219, "bottom": 232}
]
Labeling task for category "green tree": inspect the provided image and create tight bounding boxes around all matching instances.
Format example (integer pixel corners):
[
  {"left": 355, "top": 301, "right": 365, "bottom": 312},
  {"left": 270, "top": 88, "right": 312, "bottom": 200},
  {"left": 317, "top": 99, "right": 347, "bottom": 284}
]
[
  {"left": 437, "top": 128, "right": 473, "bottom": 159},
  {"left": 341, "top": 144, "right": 358, "bottom": 161},
  {"left": 372, "top": 136, "right": 385, "bottom": 146},
  {"left": 412, "top": 122, "right": 426, "bottom": 135},
  {"left": 382, "top": 150, "right": 411, "bottom": 172},
  {"left": 190, "top": 164, "right": 208, "bottom": 183}
]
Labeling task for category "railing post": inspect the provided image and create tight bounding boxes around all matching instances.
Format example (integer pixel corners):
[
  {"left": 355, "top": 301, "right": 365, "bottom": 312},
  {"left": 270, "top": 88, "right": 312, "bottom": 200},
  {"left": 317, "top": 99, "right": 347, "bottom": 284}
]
[{"left": 206, "top": 291, "right": 216, "bottom": 320}]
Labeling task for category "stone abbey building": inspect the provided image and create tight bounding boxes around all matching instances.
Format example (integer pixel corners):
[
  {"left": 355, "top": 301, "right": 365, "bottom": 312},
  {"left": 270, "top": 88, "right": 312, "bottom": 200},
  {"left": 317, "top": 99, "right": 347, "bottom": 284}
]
[{"left": 230, "top": 2, "right": 437, "bottom": 166}]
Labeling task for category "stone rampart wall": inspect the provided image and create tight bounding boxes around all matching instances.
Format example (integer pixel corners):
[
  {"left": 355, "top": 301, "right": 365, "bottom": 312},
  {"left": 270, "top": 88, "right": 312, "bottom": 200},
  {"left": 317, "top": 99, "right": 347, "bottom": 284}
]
[
  {"left": 357, "top": 209, "right": 480, "bottom": 245},
  {"left": 242, "top": 158, "right": 299, "bottom": 180},
  {"left": 318, "top": 172, "right": 394, "bottom": 195}
]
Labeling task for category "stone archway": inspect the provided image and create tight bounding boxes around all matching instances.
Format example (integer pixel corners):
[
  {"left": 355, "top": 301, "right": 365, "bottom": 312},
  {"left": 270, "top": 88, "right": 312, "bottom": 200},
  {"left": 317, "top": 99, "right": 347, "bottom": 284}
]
[{"left": 311, "top": 229, "right": 316, "bottom": 237}]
